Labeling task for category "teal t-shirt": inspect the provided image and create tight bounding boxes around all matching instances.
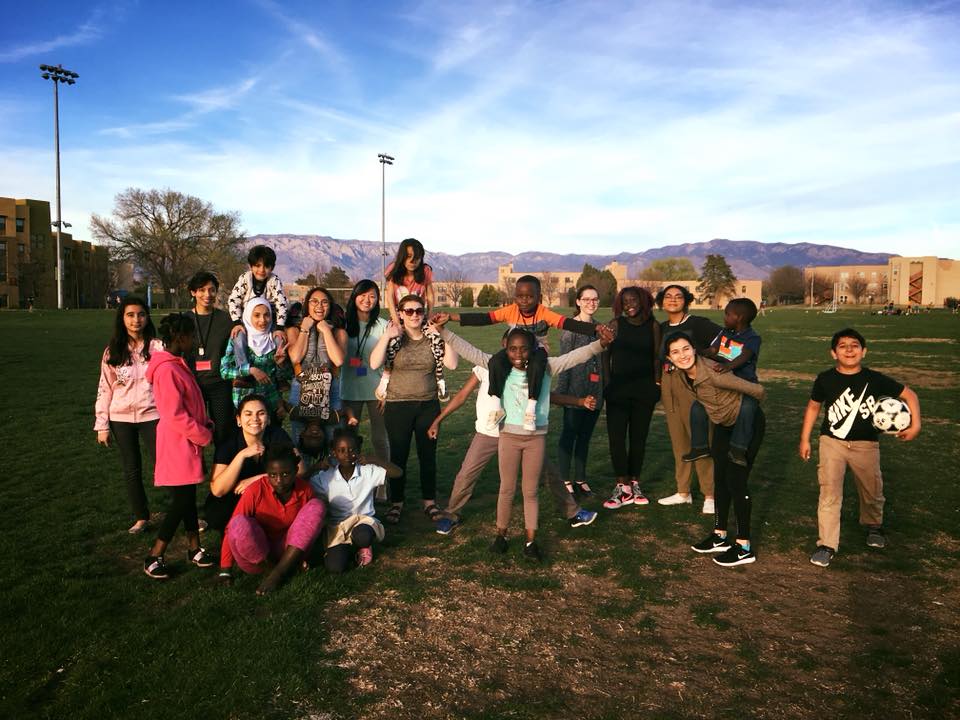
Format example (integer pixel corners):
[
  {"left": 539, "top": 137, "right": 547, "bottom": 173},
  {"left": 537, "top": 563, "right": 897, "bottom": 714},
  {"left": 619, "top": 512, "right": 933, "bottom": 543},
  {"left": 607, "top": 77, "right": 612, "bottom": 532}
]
[
  {"left": 502, "top": 366, "right": 553, "bottom": 435},
  {"left": 340, "top": 317, "right": 388, "bottom": 401}
]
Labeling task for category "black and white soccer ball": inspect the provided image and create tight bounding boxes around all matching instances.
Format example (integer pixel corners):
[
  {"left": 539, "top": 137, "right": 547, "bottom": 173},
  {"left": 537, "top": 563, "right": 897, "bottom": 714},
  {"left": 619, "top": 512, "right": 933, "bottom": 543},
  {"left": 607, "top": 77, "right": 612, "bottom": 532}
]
[{"left": 872, "top": 397, "right": 911, "bottom": 433}]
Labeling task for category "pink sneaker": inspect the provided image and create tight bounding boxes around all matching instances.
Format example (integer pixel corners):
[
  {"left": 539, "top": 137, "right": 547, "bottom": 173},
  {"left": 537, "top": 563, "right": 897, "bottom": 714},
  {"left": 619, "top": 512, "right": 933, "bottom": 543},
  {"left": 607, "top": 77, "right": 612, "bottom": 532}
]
[
  {"left": 631, "top": 481, "right": 649, "bottom": 505},
  {"left": 602, "top": 483, "right": 635, "bottom": 509},
  {"left": 356, "top": 546, "right": 374, "bottom": 567}
]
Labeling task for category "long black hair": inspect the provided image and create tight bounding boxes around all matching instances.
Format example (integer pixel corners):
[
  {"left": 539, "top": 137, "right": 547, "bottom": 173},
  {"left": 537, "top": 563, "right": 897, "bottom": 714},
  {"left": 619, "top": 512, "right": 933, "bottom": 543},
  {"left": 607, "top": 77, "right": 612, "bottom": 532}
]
[
  {"left": 107, "top": 296, "right": 156, "bottom": 367},
  {"left": 388, "top": 238, "right": 429, "bottom": 286},
  {"left": 345, "top": 279, "right": 382, "bottom": 338}
]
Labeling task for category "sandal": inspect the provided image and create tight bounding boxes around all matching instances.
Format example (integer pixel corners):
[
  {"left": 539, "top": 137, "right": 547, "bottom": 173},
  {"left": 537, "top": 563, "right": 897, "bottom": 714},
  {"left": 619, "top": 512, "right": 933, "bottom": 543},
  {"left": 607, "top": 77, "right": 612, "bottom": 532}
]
[
  {"left": 563, "top": 481, "right": 575, "bottom": 496},
  {"left": 574, "top": 481, "right": 594, "bottom": 498},
  {"left": 385, "top": 504, "right": 403, "bottom": 524},
  {"left": 423, "top": 504, "right": 442, "bottom": 520}
]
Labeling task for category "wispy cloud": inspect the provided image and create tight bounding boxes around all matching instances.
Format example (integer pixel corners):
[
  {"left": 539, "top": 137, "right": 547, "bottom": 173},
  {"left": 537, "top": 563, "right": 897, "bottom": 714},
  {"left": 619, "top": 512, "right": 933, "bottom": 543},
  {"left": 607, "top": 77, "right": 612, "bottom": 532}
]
[
  {"left": 0, "top": 8, "right": 106, "bottom": 62},
  {"left": 252, "top": 0, "right": 344, "bottom": 66},
  {"left": 173, "top": 77, "right": 259, "bottom": 113}
]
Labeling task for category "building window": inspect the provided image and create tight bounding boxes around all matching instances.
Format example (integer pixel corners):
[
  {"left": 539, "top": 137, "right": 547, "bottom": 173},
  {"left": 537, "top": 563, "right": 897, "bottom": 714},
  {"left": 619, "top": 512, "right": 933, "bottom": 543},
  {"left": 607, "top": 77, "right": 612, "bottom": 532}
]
[
  {"left": 0, "top": 241, "right": 6, "bottom": 282},
  {"left": 741, "top": 285, "right": 746, "bottom": 293},
  {"left": 0, "top": 216, "right": 5, "bottom": 233},
  {"left": 15, "top": 218, "right": 24, "bottom": 232}
]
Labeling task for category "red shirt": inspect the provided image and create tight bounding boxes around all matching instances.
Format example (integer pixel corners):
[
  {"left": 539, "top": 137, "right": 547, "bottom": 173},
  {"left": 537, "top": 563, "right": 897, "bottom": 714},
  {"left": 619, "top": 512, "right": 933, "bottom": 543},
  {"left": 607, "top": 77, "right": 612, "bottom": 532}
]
[{"left": 220, "top": 476, "right": 314, "bottom": 569}]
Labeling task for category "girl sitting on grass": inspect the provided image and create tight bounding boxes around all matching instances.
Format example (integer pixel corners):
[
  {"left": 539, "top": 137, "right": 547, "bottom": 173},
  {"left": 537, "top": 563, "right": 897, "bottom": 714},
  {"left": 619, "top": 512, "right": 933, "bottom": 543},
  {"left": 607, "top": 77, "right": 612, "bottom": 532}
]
[
  {"left": 310, "top": 427, "right": 402, "bottom": 572},
  {"left": 219, "top": 443, "right": 325, "bottom": 594}
]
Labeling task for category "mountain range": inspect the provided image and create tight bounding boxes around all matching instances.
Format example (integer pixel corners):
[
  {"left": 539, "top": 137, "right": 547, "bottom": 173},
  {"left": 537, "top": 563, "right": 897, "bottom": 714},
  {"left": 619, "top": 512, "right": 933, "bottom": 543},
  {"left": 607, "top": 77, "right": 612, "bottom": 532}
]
[{"left": 245, "top": 235, "right": 895, "bottom": 284}]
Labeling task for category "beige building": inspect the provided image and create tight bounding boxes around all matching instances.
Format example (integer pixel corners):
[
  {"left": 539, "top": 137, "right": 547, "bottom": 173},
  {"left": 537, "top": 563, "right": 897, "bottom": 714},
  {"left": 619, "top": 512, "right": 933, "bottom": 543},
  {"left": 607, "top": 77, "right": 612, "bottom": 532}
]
[
  {"left": 434, "top": 261, "right": 761, "bottom": 309},
  {"left": 0, "top": 197, "right": 109, "bottom": 309},
  {"left": 805, "top": 256, "right": 960, "bottom": 306}
]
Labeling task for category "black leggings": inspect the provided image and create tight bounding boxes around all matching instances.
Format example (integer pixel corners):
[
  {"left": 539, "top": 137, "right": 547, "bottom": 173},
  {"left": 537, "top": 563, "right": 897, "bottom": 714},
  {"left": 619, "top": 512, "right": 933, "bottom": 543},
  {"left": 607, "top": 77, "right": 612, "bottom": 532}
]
[
  {"left": 156, "top": 484, "right": 199, "bottom": 543},
  {"left": 110, "top": 419, "right": 158, "bottom": 521},
  {"left": 384, "top": 399, "right": 440, "bottom": 503},
  {"left": 487, "top": 346, "right": 548, "bottom": 399},
  {"left": 713, "top": 409, "right": 765, "bottom": 541},
  {"left": 606, "top": 394, "right": 657, "bottom": 477},
  {"left": 200, "top": 380, "right": 235, "bottom": 450},
  {"left": 324, "top": 525, "right": 376, "bottom": 574},
  {"left": 558, "top": 406, "right": 600, "bottom": 482}
]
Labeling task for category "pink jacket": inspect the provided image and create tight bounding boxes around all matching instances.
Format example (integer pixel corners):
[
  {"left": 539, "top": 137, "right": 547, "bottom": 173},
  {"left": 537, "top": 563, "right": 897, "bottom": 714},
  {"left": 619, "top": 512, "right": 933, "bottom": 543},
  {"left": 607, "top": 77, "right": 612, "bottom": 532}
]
[
  {"left": 93, "top": 339, "right": 164, "bottom": 432},
  {"left": 146, "top": 350, "right": 213, "bottom": 487}
]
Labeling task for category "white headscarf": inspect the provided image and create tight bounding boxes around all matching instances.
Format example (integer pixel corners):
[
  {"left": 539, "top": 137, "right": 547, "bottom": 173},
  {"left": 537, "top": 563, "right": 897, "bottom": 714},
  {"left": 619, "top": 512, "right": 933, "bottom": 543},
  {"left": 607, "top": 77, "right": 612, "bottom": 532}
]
[{"left": 242, "top": 298, "right": 276, "bottom": 357}]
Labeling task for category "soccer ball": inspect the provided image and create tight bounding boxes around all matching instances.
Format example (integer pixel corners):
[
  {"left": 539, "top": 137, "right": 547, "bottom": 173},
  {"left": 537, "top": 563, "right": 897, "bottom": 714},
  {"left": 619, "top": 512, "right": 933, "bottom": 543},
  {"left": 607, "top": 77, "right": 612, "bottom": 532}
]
[{"left": 872, "top": 397, "right": 911, "bottom": 433}]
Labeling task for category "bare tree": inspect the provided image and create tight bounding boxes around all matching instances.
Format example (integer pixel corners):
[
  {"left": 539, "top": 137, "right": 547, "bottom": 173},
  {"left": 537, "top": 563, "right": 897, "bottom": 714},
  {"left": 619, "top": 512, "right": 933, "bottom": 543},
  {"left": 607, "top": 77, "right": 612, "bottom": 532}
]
[
  {"left": 847, "top": 276, "right": 869, "bottom": 304},
  {"left": 91, "top": 188, "right": 245, "bottom": 308},
  {"left": 501, "top": 274, "right": 517, "bottom": 302},
  {"left": 540, "top": 271, "right": 560, "bottom": 306},
  {"left": 810, "top": 273, "right": 833, "bottom": 304},
  {"left": 441, "top": 270, "right": 467, "bottom": 308}
]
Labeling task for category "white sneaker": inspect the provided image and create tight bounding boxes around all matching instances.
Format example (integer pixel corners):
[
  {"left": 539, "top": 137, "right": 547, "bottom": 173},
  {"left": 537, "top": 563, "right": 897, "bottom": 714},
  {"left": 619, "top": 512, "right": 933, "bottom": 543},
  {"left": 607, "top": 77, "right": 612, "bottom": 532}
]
[
  {"left": 658, "top": 493, "right": 693, "bottom": 506},
  {"left": 702, "top": 498, "right": 715, "bottom": 515}
]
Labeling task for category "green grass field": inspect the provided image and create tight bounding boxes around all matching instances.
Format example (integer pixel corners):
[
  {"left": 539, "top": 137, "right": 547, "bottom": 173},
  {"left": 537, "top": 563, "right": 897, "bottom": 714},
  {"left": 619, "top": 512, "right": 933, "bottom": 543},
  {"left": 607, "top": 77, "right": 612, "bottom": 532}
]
[{"left": 1, "top": 307, "right": 958, "bottom": 719}]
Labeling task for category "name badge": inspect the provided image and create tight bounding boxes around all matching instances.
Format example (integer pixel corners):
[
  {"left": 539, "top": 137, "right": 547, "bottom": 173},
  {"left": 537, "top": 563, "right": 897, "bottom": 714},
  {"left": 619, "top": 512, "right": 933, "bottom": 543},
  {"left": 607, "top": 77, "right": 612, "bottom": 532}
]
[
  {"left": 589, "top": 373, "right": 600, "bottom": 383},
  {"left": 356, "top": 366, "right": 367, "bottom": 377},
  {"left": 349, "top": 357, "right": 362, "bottom": 368},
  {"left": 195, "top": 360, "right": 212, "bottom": 372}
]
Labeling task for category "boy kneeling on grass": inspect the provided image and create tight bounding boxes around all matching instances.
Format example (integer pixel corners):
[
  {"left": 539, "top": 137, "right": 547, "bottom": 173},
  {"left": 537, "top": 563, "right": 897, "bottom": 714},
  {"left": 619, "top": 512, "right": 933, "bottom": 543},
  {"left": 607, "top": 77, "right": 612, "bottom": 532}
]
[{"left": 799, "top": 328, "right": 921, "bottom": 568}]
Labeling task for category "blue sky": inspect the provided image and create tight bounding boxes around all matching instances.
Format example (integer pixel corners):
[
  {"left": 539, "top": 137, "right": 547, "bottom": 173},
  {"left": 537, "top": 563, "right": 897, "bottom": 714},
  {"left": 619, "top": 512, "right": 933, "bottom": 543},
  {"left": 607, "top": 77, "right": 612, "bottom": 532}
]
[{"left": 2, "top": 0, "right": 959, "bottom": 257}]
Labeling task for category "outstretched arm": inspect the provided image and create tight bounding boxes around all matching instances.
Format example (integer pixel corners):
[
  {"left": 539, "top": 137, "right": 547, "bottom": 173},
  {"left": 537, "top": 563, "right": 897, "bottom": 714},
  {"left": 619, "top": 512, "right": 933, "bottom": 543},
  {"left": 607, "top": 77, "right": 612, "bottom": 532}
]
[
  {"left": 437, "top": 327, "right": 492, "bottom": 369},
  {"left": 427, "top": 373, "right": 481, "bottom": 438}
]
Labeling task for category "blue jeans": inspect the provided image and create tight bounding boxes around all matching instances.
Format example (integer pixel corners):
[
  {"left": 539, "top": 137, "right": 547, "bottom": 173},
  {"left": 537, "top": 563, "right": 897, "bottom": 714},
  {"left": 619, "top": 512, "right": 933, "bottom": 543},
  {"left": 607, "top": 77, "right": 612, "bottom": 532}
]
[{"left": 691, "top": 395, "right": 757, "bottom": 451}]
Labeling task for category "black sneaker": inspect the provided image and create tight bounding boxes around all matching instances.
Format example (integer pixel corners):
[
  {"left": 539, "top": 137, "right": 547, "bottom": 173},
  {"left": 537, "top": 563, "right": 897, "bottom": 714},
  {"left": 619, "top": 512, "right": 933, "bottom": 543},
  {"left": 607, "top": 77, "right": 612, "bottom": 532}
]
[
  {"left": 187, "top": 547, "right": 215, "bottom": 568},
  {"left": 727, "top": 447, "right": 748, "bottom": 466},
  {"left": 866, "top": 527, "right": 886, "bottom": 548},
  {"left": 691, "top": 532, "right": 733, "bottom": 554},
  {"left": 523, "top": 540, "right": 543, "bottom": 563},
  {"left": 810, "top": 546, "right": 835, "bottom": 567},
  {"left": 489, "top": 535, "right": 508, "bottom": 554},
  {"left": 143, "top": 555, "right": 170, "bottom": 580},
  {"left": 682, "top": 446, "right": 711, "bottom": 462},
  {"left": 713, "top": 543, "right": 756, "bottom": 567}
]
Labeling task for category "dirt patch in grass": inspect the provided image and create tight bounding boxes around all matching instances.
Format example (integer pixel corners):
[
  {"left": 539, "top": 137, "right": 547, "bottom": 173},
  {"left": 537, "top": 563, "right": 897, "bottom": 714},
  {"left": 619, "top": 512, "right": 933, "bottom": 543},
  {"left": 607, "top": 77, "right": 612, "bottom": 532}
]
[
  {"left": 760, "top": 370, "right": 816, "bottom": 383},
  {"left": 320, "top": 544, "right": 960, "bottom": 719},
  {"left": 872, "top": 338, "right": 956, "bottom": 344},
  {"left": 871, "top": 367, "right": 959, "bottom": 389}
]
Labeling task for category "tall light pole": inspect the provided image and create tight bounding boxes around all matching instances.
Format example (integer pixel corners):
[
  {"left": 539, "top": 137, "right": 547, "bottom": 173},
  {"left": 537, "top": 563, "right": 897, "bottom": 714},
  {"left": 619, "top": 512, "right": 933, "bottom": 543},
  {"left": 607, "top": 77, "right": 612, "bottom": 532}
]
[
  {"left": 40, "top": 63, "right": 79, "bottom": 310},
  {"left": 378, "top": 153, "right": 394, "bottom": 297}
]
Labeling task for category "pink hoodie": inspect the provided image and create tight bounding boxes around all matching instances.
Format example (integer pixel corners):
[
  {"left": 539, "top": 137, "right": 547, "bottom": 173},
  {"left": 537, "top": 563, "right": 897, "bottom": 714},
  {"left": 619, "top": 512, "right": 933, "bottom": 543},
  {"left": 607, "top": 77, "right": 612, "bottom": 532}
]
[
  {"left": 145, "top": 350, "right": 213, "bottom": 487},
  {"left": 93, "top": 339, "right": 164, "bottom": 432}
]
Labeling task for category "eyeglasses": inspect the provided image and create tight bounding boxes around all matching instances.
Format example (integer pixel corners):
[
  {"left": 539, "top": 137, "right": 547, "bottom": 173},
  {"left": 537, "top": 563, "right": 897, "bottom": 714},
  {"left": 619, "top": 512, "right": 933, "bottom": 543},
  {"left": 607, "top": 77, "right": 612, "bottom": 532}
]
[
  {"left": 580, "top": 297, "right": 600, "bottom": 303},
  {"left": 308, "top": 298, "right": 330, "bottom": 307},
  {"left": 401, "top": 307, "right": 425, "bottom": 316}
]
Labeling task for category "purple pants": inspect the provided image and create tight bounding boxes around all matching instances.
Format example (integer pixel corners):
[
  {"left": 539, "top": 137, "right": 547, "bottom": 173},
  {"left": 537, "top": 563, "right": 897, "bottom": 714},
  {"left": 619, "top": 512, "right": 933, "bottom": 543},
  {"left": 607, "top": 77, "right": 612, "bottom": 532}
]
[{"left": 227, "top": 499, "right": 325, "bottom": 575}]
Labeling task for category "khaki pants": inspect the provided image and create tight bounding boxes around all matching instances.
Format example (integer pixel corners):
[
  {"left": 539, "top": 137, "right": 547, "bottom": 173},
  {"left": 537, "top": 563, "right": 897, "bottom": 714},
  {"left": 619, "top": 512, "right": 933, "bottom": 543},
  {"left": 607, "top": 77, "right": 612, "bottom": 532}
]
[
  {"left": 817, "top": 435, "right": 884, "bottom": 551},
  {"left": 497, "top": 433, "right": 546, "bottom": 531},
  {"left": 661, "top": 370, "right": 714, "bottom": 496},
  {"left": 324, "top": 514, "right": 385, "bottom": 549}
]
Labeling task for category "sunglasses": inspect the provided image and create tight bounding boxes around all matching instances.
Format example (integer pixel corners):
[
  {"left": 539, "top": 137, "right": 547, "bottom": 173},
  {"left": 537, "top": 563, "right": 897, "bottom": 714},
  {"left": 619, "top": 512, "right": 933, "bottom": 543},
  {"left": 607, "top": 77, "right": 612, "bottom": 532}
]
[{"left": 401, "top": 307, "right": 425, "bottom": 316}]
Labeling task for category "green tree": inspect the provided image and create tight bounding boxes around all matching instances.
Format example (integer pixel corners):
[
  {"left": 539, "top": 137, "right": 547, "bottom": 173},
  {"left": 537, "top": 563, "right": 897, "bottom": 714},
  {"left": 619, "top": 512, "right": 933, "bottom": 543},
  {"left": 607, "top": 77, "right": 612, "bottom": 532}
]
[
  {"left": 460, "top": 287, "right": 474, "bottom": 307},
  {"left": 321, "top": 266, "right": 352, "bottom": 287},
  {"left": 91, "top": 188, "right": 245, "bottom": 308},
  {"left": 295, "top": 273, "right": 319, "bottom": 286},
  {"left": 697, "top": 254, "right": 737, "bottom": 308},
  {"left": 577, "top": 263, "right": 618, "bottom": 305},
  {"left": 766, "top": 265, "right": 805, "bottom": 305},
  {"left": 476, "top": 284, "right": 499, "bottom": 307},
  {"left": 639, "top": 257, "right": 697, "bottom": 281}
]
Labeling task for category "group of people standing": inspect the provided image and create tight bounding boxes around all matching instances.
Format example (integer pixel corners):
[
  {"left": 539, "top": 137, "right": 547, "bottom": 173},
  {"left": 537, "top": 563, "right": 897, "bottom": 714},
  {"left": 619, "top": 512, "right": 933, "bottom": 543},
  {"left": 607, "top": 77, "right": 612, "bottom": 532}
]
[{"left": 95, "top": 240, "right": 922, "bottom": 592}]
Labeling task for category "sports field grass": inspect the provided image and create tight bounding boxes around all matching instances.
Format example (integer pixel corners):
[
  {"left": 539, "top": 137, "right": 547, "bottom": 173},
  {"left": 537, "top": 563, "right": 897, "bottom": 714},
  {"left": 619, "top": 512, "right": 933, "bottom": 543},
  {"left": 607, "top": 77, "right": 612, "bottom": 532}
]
[{"left": 1, "top": 307, "right": 958, "bottom": 719}]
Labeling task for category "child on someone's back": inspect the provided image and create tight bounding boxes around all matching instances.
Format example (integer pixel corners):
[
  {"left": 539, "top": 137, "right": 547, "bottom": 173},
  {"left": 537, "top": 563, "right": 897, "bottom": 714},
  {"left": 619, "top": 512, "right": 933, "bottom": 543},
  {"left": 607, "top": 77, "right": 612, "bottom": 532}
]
[
  {"left": 445, "top": 275, "right": 599, "bottom": 431},
  {"left": 377, "top": 238, "right": 448, "bottom": 400},
  {"left": 227, "top": 245, "right": 289, "bottom": 371},
  {"left": 685, "top": 298, "right": 761, "bottom": 466}
]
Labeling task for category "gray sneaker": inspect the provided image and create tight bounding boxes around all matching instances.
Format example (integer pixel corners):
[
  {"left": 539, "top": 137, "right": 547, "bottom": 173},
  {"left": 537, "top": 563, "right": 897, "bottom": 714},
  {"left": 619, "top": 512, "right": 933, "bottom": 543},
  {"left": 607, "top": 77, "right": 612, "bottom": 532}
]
[
  {"left": 810, "top": 546, "right": 835, "bottom": 567},
  {"left": 866, "top": 527, "right": 886, "bottom": 548}
]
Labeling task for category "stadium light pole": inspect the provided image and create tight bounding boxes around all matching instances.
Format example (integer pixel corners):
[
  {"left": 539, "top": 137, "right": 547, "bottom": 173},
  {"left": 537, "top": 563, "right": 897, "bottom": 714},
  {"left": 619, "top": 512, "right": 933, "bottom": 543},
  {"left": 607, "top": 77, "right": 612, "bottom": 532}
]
[
  {"left": 378, "top": 153, "right": 394, "bottom": 297},
  {"left": 40, "top": 63, "right": 79, "bottom": 310}
]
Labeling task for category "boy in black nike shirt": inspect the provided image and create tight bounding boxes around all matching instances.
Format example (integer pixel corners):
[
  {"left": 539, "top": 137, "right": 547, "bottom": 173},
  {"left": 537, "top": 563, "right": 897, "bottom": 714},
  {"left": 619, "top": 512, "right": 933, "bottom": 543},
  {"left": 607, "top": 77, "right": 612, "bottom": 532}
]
[{"left": 798, "top": 328, "right": 921, "bottom": 567}]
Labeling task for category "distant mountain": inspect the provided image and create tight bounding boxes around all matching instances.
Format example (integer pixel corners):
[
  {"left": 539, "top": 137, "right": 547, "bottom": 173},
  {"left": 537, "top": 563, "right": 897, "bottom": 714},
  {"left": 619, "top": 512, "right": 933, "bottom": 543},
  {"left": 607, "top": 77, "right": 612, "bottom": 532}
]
[{"left": 245, "top": 235, "right": 895, "bottom": 284}]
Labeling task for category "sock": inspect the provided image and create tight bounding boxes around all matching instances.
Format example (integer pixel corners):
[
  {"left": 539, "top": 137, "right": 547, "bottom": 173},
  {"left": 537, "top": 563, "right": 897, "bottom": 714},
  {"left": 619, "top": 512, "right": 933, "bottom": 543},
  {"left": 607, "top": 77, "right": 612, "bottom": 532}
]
[
  {"left": 739, "top": 541, "right": 751, "bottom": 551},
  {"left": 715, "top": 530, "right": 727, "bottom": 538}
]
